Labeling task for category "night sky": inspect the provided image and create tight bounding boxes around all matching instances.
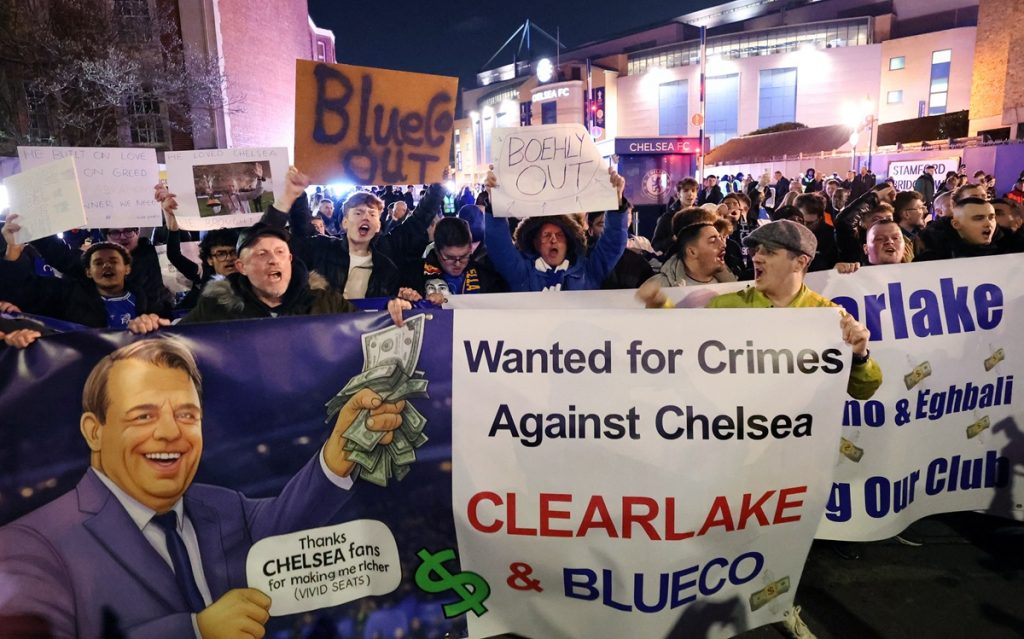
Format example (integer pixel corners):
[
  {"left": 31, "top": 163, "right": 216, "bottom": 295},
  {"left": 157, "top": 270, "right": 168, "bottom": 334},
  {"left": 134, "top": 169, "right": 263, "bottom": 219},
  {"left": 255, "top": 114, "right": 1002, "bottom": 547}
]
[{"left": 307, "top": 0, "right": 717, "bottom": 92}]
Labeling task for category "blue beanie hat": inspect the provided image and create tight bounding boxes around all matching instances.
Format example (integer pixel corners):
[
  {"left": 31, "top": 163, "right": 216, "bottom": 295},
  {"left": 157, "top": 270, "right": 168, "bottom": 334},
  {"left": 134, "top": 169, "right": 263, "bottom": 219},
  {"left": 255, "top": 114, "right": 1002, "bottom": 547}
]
[{"left": 457, "top": 204, "right": 485, "bottom": 243}]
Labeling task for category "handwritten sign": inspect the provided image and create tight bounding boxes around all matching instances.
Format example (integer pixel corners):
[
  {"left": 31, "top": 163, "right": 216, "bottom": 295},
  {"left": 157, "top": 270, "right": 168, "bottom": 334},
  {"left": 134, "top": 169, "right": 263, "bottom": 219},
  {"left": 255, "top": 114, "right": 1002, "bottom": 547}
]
[
  {"left": 4, "top": 157, "right": 87, "bottom": 243},
  {"left": 294, "top": 61, "right": 457, "bottom": 186},
  {"left": 17, "top": 146, "right": 161, "bottom": 229},
  {"left": 246, "top": 521, "right": 401, "bottom": 616},
  {"left": 163, "top": 147, "right": 289, "bottom": 231},
  {"left": 490, "top": 123, "right": 618, "bottom": 218}
]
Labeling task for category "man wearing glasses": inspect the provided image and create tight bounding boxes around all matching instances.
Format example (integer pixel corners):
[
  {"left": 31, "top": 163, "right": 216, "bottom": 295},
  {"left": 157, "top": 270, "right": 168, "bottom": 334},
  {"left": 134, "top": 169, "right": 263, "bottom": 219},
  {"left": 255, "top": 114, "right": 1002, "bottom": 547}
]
[{"left": 401, "top": 217, "right": 506, "bottom": 306}]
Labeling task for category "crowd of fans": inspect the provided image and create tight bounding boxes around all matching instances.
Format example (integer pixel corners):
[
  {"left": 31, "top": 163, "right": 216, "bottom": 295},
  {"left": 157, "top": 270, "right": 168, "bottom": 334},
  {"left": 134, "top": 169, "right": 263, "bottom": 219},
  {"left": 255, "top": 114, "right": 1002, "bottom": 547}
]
[
  {"left": 0, "top": 162, "right": 1022, "bottom": 639},
  {"left": 1, "top": 162, "right": 1022, "bottom": 348}
]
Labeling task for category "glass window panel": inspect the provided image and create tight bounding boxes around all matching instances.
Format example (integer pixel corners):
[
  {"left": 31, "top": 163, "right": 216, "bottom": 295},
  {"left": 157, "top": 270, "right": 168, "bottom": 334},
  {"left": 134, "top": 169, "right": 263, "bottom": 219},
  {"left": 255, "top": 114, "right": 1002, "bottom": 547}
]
[
  {"left": 659, "top": 80, "right": 689, "bottom": 135},
  {"left": 931, "top": 78, "right": 949, "bottom": 93},
  {"left": 932, "top": 49, "right": 952, "bottom": 64},
  {"left": 887, "top": 90, "right": 903, "bottom": 104},
  {"left": 930, "top": 92, "right": 947, "bottom": 108},
  {"left": 706, "top": 74, "right": 740, "bottom": 148},
  {"left": 889, "top": 56, "right": 905, "bottom": 70}
]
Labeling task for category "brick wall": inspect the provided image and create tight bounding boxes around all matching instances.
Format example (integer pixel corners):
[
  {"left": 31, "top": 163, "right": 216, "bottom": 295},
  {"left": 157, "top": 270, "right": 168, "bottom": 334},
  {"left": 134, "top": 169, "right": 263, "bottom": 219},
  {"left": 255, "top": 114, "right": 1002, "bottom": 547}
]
[
  {"left": 217, "top": 0, "right": 316, "bottom": 150},
  {"left": 968, "top": 0, "right": 1013, "bottom": 122}
]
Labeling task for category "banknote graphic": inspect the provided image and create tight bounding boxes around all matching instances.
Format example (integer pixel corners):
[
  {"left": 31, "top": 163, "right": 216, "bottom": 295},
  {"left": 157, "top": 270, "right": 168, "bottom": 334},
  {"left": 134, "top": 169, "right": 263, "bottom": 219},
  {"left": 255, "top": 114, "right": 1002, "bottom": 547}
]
[
  {"left": 839, "top": 437, "right": 864, "bottom": 463},
  {"left": 749, "top": 576, "right": 791, "bottom": 612},
  {"left": 326, "top": 314, "right": 430, "bottom": 487},
  {"left": 966, "top": 416, "right": 990, "bottom": 439},
  {"left": 903, "top": 361, "right": 932, "bottom": 390},
  {"left": 983, "top": 349, "right": 1005, "bottom": 372}
]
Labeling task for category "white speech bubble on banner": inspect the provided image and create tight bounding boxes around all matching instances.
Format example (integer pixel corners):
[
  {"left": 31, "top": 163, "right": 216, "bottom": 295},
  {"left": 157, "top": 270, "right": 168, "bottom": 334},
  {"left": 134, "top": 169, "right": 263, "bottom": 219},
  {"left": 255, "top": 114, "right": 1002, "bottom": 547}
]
[
  {"left": 490, "top": 123, "right": 618, "bottom": 218},
  {"left": 246, "top": 520, "right": 401, "bottom": 616}
]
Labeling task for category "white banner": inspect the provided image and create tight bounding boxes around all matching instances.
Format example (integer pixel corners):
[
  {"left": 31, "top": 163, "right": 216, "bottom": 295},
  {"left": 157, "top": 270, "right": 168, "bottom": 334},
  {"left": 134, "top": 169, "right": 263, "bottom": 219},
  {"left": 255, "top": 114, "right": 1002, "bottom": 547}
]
[
  {"left": 453, "top": 309, "right": 850, "bottom": 638},
  {"left": 164, "top": 148, "right": 289, "bottom": 230},
  {"left": 3, "top": 157, "right": 86, "bottom": 243},
  {"left": 490, "top": 123, "right": 618, "bottom": 218},
  {"left": 805, "top": 257, "right": 1023, "bottom": 540},
  {"left": 17, "top": 146, "right": 161, "bottom": 229},
  {"left": 886, "top": 156, "right": 960, "bottom": 193},
  {"left": 445, "top": 257, "right": 1024, "bottom": 542}
]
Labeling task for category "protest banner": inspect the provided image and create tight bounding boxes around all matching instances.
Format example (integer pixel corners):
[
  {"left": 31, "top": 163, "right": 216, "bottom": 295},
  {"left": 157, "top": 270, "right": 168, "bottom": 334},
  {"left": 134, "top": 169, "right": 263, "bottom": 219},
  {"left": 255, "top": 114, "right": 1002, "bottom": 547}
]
[
  {"left": 804, "top": 256, "right": 1024, "bottom": 540},
  {"left": 163, "top": 147, "right": 289, "bottom": 231},
  {"left": 886, "top": 156, "right": 960, "bottom": 192},
  {"left": 490, "top": 123, "right": 619, "bottom": 218},
  {"left": 3, "top": 156, "right": 87, "bottom": 243},
  {"left": 452, "top": 309, "right": 849, "bottom": 638},
  {"left": 444, "top": 255, "right": 1024, "bottom": 540},
  {"left": 0, "top": 308, "right": 853, "bottom": 638},
  {"left": 18, "top": 146, "right": 162, "bottom": 229},
  {"left": 294, "top": 61, "right": 457, "bottom": 186}
]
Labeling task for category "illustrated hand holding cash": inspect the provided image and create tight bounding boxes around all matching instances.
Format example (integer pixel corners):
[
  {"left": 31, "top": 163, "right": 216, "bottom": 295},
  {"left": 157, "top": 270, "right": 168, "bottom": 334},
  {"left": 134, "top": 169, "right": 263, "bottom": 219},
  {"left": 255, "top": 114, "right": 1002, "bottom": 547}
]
[{"left": 324, "top": 314, "right": 431, "bottom": 486}]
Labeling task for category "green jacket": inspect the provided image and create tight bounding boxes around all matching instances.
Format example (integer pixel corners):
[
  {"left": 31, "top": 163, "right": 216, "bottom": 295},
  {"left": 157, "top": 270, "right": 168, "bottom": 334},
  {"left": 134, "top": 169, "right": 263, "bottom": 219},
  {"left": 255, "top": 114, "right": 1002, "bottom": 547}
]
[{"left": 706, "top": 284, "right": 883, "bottom": 400}]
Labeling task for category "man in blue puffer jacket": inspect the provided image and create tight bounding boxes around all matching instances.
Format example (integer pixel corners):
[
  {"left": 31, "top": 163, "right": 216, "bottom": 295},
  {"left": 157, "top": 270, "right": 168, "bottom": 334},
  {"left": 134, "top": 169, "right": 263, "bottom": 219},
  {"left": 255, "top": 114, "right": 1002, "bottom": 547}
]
[{"left": 483, "top": 167, "right": 628, "bottom": 291}]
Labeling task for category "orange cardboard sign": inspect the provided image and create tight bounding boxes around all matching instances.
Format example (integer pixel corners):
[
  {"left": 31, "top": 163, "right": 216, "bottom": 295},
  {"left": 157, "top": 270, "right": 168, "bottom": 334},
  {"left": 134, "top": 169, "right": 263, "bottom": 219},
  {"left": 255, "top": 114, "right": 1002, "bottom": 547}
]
[{"left": 294, "top": 61, "right": 458, "bottom": 185}]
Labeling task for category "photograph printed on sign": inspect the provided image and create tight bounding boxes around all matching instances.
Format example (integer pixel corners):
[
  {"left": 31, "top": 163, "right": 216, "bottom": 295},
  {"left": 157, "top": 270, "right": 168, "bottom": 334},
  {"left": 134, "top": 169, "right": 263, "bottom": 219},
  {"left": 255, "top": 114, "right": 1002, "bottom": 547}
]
[{"left": 192, "top": 161, "right": 273, "bottom": 218}]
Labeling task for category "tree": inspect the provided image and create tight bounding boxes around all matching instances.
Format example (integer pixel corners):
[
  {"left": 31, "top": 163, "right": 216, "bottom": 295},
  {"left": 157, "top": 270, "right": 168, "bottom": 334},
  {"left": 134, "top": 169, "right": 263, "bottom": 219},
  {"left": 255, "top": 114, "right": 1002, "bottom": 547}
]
[{"left": 0, "top": 0, "right": 244, "bottom": 152}]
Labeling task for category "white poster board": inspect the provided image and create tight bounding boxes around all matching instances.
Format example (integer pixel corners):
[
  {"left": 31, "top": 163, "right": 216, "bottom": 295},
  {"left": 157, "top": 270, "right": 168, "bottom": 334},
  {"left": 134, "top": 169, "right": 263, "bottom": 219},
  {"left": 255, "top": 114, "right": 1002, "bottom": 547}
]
[
  {"left": 164, "top": 148, "right": 289, "bottom": 230},
  {"left": 17, "top": 146, "right": 161, "bottom": 229},
  {"left": 453, "top": 309, "right": 849, "bottom": 638},
  {"left": 490, "top": 124, "right": 618, "bottom": 218},
  {"left": 3, "top": 157, "right": 87, "bottom": 244},
  {"left": 886, "top": 156, "right": 960, "bottom": 193}
]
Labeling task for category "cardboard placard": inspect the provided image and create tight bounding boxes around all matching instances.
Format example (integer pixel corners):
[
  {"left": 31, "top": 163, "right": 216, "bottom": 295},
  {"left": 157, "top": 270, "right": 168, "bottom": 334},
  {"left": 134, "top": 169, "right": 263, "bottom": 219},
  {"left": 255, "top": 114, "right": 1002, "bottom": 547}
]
[
  {"left": 4, "top": 157, "right": 87, "bottom": 243},
  {"left": 17, "top": 146, "right": 161, "bottom": 229},
  {"left": 294, "top": 61, "right": 457, "bottom": 186},
  {"left": 163, "top": 148, "right": 290, "bottom": 231},
  {"left": 490, "top": 123, "right": 618, "bottom": 217}
]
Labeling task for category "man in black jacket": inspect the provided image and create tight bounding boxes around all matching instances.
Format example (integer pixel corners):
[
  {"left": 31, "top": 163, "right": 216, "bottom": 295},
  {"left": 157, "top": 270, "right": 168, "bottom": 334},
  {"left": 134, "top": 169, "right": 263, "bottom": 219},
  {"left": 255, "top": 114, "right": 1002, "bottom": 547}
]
[{"left": 261, "top": 168, "right": 442, "bottom": 299}]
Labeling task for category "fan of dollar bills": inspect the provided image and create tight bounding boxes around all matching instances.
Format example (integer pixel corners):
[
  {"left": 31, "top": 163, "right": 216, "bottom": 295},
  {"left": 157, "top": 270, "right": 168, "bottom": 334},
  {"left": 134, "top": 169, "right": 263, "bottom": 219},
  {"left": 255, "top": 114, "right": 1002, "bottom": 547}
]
[{"left": 326, "top": 315, "right": 430, "bottom": 487}]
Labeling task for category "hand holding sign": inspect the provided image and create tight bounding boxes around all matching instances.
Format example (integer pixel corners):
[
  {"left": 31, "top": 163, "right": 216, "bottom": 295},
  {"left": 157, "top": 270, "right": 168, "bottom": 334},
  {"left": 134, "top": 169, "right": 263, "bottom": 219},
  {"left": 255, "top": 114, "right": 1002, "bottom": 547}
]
[{"left": 490, "top": 123, "right": 618, "bottom": 218}]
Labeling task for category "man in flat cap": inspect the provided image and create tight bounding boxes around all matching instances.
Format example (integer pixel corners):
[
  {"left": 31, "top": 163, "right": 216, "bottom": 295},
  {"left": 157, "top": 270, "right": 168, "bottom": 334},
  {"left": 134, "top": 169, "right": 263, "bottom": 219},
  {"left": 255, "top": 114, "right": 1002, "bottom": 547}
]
[{"left": 640, "top": 219, "right": 881, "bottom": 400}]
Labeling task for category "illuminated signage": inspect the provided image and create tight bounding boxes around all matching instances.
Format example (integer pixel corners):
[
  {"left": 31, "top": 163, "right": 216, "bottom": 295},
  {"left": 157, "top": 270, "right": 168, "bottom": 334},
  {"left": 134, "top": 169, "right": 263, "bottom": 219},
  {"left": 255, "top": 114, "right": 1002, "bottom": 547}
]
[
  {"left": 531, "top": 87, "right": 571, "bottom": 103},
  {"left": 614, "top": 137, "right": 703, "bottom": 155}
]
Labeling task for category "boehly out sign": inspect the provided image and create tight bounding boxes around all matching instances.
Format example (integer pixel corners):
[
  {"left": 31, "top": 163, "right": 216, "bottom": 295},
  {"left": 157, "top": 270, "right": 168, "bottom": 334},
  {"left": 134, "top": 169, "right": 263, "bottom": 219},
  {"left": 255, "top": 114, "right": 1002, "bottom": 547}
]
[{"left": 1, "top": 254, "right": 1021, "bottom": 638}]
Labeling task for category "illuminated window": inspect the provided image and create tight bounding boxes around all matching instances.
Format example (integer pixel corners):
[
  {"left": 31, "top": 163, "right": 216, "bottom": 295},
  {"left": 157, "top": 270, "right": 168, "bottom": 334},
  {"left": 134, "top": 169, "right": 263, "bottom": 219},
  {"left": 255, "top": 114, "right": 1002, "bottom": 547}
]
[
  {"left": 887, "top": 90, "right": 903, "bottom": 104},
  {"left": 758, "top": 68, "right": 797, "bottom": 129},
  {"left": 928, "top": 50, "right": 952, "bottom": 115},
  {"left": 889, "top": 56, "right": 905, "bottom": 71},
  {"left": 706, "top": 74, "right": 739, "bottom": 148},
  {"left": 658, "top": 80, "right": 688, "bottom": 135}
]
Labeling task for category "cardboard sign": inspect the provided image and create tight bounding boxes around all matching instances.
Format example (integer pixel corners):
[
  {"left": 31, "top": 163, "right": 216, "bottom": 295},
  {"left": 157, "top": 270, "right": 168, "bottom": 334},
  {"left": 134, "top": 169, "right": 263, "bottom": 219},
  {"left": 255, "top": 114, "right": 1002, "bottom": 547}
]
[
  {"left": 886, "top": 156, "right": 960, "bottom": 193},
  {"left": 17, "top": 146, "right": 161, "bottom": 229},
  {"left": 163, "top": 148, "right": 289, "bottom": 231},
  {"left": 294, "top": 61, "right": 457, "bottom": 186},
  {"left": 3, "top": 157, "right": 87, "bottom": 243},
  {"left": 490, "top": 123, "right": 618, "bottom": 217}
]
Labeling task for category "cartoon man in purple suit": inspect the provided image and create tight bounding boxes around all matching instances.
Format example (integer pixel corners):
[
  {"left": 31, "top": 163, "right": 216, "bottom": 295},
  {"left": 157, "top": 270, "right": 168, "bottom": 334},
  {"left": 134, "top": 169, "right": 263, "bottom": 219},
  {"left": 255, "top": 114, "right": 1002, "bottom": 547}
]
[{"left": 0, "top": 338, "right": 404, "bottom": 638}]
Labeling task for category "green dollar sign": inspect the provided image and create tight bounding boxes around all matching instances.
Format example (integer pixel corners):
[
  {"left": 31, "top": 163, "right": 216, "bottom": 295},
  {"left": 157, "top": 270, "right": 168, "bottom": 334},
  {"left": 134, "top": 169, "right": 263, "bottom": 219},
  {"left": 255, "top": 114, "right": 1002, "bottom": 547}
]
[{"left": 414, "top": 547, "right": 491, "bottom": 618}]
